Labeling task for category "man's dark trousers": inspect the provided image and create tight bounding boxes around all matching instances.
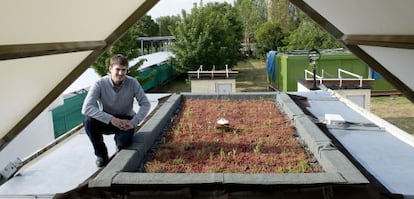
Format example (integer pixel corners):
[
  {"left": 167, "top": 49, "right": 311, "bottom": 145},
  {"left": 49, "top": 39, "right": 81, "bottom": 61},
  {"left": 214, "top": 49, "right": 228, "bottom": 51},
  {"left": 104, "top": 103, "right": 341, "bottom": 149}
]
[{"left": 83, "top": 116, "right": 134, "bottom": 159}]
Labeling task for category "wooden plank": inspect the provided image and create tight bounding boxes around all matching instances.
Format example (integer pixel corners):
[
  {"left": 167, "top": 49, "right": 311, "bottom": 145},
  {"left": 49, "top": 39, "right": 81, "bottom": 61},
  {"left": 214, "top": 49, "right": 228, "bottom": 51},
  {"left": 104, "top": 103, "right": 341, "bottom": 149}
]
[
  {"left": 0, "top": 41, "right": 106, "bottom": 60},
  {"left": 371, "top": 90, "right": 401, "bottom": 96},
  {"left": 343, "top": 35, "right": 414, "bottom": 49}
]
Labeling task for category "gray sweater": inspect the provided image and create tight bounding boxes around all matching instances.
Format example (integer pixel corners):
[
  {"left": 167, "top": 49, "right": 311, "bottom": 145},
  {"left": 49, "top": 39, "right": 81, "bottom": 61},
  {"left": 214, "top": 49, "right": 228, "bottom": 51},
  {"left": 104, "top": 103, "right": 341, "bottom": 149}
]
[{"left": 81, "top": 75, "right": 150, "bottom": 126}]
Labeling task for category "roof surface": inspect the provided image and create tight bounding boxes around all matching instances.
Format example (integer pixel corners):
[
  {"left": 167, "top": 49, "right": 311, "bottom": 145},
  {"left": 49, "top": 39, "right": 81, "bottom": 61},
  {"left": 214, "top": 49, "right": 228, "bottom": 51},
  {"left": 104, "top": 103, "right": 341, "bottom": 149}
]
[
  {"left": 0, "top": 94, "right": 170, "bottom": 198},
  {"left": 291, "top": 90, "right": 414, "bottom": 197},
  {"left": 0, "top": 133, "right": 117, "bottom": 197},
  {"left": 129, "top": 51, "right": 174, "bottom": 71}
]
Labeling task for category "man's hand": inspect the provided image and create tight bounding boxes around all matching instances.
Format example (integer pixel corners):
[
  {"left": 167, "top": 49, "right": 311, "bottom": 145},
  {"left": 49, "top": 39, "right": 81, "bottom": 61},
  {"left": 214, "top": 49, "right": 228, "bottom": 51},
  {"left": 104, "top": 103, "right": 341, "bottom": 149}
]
[{"left": 110, "top": 117, "right": 134, "bottom": 130}]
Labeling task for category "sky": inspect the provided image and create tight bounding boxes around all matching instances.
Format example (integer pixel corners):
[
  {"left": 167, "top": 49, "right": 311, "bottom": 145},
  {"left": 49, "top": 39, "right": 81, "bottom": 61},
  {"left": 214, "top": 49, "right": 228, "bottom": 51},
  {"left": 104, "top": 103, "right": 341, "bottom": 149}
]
[{"left": 148, "top": 0, "right": 234, "bottom": 18}]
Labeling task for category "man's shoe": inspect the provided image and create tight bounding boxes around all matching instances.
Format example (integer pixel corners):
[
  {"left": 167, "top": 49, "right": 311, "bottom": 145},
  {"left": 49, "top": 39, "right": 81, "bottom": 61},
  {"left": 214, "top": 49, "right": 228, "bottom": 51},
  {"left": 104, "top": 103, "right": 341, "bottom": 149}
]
[{"left": 96, "top": 156, "right": 108, "bottom": 167}]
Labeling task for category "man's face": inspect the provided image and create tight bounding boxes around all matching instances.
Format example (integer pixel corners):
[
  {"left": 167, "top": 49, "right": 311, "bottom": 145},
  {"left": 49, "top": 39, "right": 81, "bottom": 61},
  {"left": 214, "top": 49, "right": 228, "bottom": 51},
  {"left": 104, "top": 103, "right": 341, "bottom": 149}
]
[{"left": 109, "top": 64, "right": 127, "bottom": 85}]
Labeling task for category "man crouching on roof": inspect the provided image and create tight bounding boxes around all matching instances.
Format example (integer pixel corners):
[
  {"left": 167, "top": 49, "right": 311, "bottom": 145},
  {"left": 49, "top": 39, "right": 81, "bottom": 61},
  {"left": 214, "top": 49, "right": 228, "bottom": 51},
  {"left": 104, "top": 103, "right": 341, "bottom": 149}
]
[{"left": 81, "top": 54, "right": 150, "bottom": 167}]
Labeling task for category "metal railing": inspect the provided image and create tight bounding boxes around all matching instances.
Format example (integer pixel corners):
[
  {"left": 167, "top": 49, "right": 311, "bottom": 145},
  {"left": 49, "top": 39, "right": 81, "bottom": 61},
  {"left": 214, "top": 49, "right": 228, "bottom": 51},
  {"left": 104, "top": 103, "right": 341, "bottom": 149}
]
[
  {"left": 338, "top": 68, "right": 363, "bottom": 88},
  {"left": 196, "top": 64, "right": 230, "bottom": 79},
  {"left": 304, "top": 68, "right": 365, "bottom": 88},
  {"left": 304, "top": 69, "right": 323, "bottom": 84},
  {"left": 197, "top": 65, "right": 203, "bottom": 79}
]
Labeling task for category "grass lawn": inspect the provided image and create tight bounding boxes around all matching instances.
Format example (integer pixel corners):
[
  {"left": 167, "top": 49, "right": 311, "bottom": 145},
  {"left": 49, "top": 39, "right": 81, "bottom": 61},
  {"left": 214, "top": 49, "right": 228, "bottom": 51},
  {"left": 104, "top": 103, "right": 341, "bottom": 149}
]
[
  {"left": 147, "top": 74, "right": 191, "bottom": 93},
  {"left": 149, "top": 58, "right": 414, "bottom": 135},
  {"left": 233, "top": 59, "right": 269, "bottom": 92},
  {"left": 370, "top": 96, "right": 414, "bottom": 135}
]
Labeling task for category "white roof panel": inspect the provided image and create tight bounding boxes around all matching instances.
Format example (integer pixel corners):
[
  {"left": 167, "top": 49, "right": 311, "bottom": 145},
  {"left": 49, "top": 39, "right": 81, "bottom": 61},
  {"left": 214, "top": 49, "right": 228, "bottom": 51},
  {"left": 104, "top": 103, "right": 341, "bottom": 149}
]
[
  {"left": 359, "top": 46, "right": 414, "bottom": 91},
  {"left": 0, "top": 51, "right": 92, "bottom": 139},
  {"left": 303, "top": 0, "right": 414, "bottom": 35},
  {"left": 1, "top": 0, "right": 147, "bottom": 45}
]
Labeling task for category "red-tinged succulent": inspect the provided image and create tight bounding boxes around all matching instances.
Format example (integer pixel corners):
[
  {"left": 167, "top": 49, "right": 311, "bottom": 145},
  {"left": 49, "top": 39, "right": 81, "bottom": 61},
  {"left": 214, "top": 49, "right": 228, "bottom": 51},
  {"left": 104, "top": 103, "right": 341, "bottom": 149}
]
[{"left": 145, "top": 98, "right": 323, "bottom": 173}]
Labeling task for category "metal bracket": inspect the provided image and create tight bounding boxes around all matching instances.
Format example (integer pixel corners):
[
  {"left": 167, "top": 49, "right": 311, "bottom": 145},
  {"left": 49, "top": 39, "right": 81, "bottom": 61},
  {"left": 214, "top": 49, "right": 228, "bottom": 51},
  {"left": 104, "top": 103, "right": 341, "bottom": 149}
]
[{"left": 0, "top": 158, "right": 23, "bottom": 185}]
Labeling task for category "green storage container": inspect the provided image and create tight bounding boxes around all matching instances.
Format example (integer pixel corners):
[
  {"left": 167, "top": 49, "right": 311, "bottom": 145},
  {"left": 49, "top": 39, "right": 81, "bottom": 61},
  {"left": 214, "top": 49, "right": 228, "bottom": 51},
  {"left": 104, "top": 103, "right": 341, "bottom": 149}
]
[
  {"left": 138, "top": 63, "right": 178, "bottom": 91},
  {"left": 52, "top": 91, "right": 87, "bottom": 138},
  {"left": 271, "top": 53, "right": 395, "bottom": 92}
]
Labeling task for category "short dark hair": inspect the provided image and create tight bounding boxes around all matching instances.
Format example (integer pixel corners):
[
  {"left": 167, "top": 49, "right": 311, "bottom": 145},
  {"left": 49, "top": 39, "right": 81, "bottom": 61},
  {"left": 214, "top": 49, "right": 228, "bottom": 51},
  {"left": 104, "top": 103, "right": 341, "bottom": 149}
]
[{"left": 110, "top": 54, "right": 129, "bottom": 67}]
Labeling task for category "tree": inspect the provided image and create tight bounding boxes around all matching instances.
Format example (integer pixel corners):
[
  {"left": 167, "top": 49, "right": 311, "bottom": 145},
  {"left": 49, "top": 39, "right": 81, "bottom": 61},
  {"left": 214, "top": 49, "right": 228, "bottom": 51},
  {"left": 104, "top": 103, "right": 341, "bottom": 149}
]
[
  {"left": 250, "top": 3, "right": 342, "bottom": 52},
  {"left": 266, "top": 0, "right": 301, "bottom": 32},
  {"left": 136, "top": 15, "right": 161, "bottom": 54},
  {"left": 93, "top": 15, "right": 160, "bottom": 76},
  {"left": 137, "top": 15, "right": 159, "bottom": 37},
  {"left": 92, "top": 25, "right": 141, "bottom": 76},
  {"left": 255, "top": 20, "right": 285, "bottom": 57},
  {"left": 281, "top": 18, "right": 343, "bottom": 51},
  {"left": 171, "top": 2, "right": 243, "bottom": 72},
  {"left": 156, "top": 15, "right": 181, "bottom": 36},
  {"left": 91, "top": 15, "right": 158, "bottom": 85},
  {"left": 234, "top": 0, "right": 266, "bottom": 57}
]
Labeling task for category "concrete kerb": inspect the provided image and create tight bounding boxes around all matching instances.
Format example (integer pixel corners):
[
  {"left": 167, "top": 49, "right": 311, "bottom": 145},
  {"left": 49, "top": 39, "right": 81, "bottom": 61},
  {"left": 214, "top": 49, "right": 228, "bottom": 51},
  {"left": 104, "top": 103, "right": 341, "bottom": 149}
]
[
  {"left": 223, "top": 173, "right": 346, "bottom": 185},
  {"left": 275, "top": 101, "right": 304, "bottom": 121},
  {"left": 113, "top": 173, "right": 223, "bottom": 185},
  {"left": 90, "top": 92, "right": 368, "bottom": 188},
  {"left": 111, "top": 173, "right": 347, "bottom": 186},
  {"left": 89, "top": 94, "right": 182, "bottom": 188},
  {"left": 293, "top": 116, "right": 332, "bottom": 155},
  {"left": 129, "top": 93, "right": 181, "bottom": 151},
  {"left": 181, "top": 92, "right": 277, "bottom": 100},
  {"left": 150, "top": 94, "right": 182, "bottom": 121},
  {"left": 275, "top": 91, "right": 367, "bottom": 183},
  {"left": 89, "top": 149, "right": 140, "bottom": 188},
  {"left": 319, "top": 150, "right": 369, "bottom": 184}
]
